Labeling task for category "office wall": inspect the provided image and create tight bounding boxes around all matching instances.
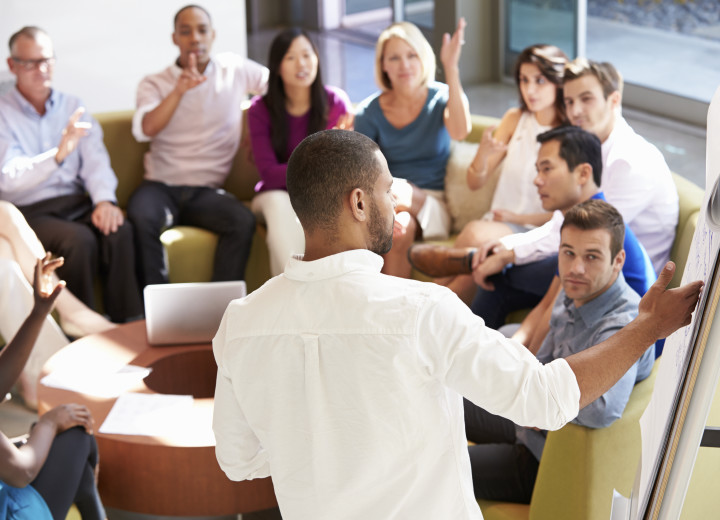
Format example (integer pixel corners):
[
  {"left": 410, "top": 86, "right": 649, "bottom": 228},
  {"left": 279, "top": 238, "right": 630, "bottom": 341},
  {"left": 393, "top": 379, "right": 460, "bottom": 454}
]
[
  {"left": 0, "top": 0, "right": 247, "bottom": 112},
  {"left": 434, "top": 0, "right": 500, "bottom": 86}
]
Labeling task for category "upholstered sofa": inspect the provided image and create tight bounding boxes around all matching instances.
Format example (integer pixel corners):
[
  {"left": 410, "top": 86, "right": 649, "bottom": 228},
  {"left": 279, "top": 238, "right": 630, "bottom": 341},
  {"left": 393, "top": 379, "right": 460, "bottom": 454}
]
[{"left": 97, "top": 110, "right": 701, "bottom": 291}]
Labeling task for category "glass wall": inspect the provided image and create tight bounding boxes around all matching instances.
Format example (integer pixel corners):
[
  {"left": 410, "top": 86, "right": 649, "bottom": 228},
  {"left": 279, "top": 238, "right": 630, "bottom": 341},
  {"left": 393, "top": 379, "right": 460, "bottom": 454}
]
[
  {"left": 586, "top": 0, "right": 720, "bottom": 102},
  {"left": 503, "top": 0, "right": 583, "bottom": 77}
]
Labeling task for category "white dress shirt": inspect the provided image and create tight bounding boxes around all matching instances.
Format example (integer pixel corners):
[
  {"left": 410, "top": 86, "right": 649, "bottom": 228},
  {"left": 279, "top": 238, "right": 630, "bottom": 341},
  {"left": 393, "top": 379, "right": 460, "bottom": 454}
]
[
  {"left": 132, "top": 53, "right": 268, "bottom": 188},
  {"left": 601, "top": 116, "right": 678, "bottom": 272},
  {"left": 499, "top": 116, "right": 677, "bottom": 273},
  {"left": 213, "top": 249, "right": 580, "bottom": 520}
]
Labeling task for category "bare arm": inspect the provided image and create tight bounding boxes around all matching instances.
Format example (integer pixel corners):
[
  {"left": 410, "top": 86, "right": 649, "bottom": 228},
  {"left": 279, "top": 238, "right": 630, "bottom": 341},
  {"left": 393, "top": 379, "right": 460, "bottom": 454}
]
[
  {"left": 492, "top": 210, "right": 553, "bottom": 228},
  {"left": 0, "top": 404, "right": 93, "bottom": 487},
  {"left": 0, "top": 255, "right": 63, "bottom": 397},
  {"left": 440, "top": 18, "right": 471, "bottom": 141},
  {"left": 141, "top": 53, "right": 206, "bottom": 137},
  {"left": 466, "top": 109, "right": 520, "bottom": 191},
  {"left": 566, "top": 263, "right": 703, "bottom": 409}
]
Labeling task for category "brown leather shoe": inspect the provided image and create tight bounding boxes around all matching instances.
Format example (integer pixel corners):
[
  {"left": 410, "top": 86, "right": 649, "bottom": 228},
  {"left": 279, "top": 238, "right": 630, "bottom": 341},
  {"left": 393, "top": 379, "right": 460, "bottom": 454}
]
[{"left": 407, "top": 244, "right": 475, "bottom": 278}]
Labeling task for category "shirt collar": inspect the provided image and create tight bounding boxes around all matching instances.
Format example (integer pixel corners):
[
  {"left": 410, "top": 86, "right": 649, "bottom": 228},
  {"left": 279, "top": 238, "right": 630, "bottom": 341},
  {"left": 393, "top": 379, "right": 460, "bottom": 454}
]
[
  {"left": 563, "top": 271, "right": 628, "bottom": 327},
  {"left": 11, "top": 87, "right": 56, "bottom": 117},
  {"left": 284, "top": 249, "right": 384, "bottom": 282},
  {"left": 601, "top": 114, "right": 629, "bottom": 162},
  {"left": 590, "top": 191, "right": 606, "bottom": 202}
]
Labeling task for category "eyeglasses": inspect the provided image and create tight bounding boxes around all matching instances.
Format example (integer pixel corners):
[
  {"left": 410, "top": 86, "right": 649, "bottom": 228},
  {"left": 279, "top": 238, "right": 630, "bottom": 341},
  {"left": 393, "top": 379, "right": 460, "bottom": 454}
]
[{"left": 11, "top": 56, "right": 55, "bottom": 71}]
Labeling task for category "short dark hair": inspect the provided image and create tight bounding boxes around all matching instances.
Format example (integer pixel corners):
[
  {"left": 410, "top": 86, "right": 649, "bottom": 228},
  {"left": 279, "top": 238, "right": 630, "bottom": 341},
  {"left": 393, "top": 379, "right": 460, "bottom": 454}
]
[
  {"left": 561, "top": 199, "right": 625, "bottom": 259},
  {"left": 8, "top": 26, "right": 48, "bottom": 53},
  {"left": 174, "top": 4, "right": 212, "bottom": 29},
  {"left": 287, "top": 130, "right": 382, "bottom": 236},
  {"left": 564, "top": 58, "right": 622, "bottom": 99},
  {"left": 537, "top": 126, "right": 603, "bottom": 187}
]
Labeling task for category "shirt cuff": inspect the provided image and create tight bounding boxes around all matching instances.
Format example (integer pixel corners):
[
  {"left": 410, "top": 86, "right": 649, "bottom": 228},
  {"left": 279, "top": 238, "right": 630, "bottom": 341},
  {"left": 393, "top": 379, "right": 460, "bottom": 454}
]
[
  {"left": 544, "top": 358, "right": 581, "bottom": 430},
  {"left": 132, "top": 102, "right": 160, "bottom": 142}
]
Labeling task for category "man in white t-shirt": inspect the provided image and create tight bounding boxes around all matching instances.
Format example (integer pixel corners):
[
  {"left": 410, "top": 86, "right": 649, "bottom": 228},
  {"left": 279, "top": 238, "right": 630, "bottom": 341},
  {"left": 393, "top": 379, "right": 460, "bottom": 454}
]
[
  {"left": 127, "top": 5, "right": 268, "bottom": 287},
  {"left": 212, "top": 129, "right": 701, "bottom": 520}
]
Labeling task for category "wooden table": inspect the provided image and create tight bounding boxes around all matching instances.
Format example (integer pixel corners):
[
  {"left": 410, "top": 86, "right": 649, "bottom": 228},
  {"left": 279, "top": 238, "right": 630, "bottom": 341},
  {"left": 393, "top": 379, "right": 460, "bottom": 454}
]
[{"left": 37, "top": 320, "right": 277, "bottom": 517}]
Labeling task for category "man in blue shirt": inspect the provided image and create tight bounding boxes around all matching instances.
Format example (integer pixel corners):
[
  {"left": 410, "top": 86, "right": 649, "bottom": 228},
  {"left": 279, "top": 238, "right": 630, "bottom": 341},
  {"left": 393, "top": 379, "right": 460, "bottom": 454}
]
[
  {"left": 0, "top": 27, "right": 141, "bottom": 322},
  {"left": 464, "top": 198, "right": 655, "bottom": 503}
]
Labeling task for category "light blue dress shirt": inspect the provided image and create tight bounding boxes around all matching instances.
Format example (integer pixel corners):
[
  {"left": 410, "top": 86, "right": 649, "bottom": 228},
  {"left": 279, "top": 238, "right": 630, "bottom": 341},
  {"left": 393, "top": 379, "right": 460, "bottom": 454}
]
[
  {"left": 0, "top": 88, "right": 117, "bottom": 207},
  {"left": 517, "top": 272, "right": 654, "bottom": 460}
]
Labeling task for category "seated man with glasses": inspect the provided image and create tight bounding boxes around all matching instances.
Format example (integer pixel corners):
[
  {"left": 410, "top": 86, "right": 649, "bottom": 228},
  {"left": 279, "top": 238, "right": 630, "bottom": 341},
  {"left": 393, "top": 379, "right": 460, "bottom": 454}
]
[{"left": 0, "top": 26, "right": 142, "bottom": 323}]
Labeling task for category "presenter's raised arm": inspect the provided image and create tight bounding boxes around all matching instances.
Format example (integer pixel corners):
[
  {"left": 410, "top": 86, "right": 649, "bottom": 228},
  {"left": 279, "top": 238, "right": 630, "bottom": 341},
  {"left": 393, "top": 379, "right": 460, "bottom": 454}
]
[{"left": 566, "top": 262, "right": 703, "bottom": 409}]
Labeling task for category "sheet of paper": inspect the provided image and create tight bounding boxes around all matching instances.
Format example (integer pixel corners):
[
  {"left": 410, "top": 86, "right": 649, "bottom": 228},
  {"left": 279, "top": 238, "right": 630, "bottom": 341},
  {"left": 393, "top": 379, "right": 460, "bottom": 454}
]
[
  {"left": 636, "top": 84, "right": 720, "bottom": 517},
  {"left": 40, "top": 364, "right": 152, "bottom": 398},
  {"left": 99, "top": 393, "right": 194, "bottom": 436}
]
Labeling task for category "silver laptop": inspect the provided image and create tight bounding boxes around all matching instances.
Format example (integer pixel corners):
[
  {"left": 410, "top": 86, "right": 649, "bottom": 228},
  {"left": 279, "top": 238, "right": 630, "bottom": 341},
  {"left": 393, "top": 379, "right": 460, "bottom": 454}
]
[{"left": 143, "top": 281, "right": 247, "bottom": 345}]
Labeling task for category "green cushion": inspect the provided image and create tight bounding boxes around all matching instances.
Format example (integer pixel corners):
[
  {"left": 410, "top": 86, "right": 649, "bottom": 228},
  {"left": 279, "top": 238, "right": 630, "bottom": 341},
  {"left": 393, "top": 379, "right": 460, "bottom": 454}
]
[{"left": 478, "top": 362, "right": 658, "bottom": 520}]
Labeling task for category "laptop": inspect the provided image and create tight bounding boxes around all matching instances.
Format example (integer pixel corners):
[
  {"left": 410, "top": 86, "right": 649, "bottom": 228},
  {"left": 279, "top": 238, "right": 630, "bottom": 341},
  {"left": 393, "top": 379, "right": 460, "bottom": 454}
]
[{"left": 143, "top": 281, "right": 247, "bottom": 345}]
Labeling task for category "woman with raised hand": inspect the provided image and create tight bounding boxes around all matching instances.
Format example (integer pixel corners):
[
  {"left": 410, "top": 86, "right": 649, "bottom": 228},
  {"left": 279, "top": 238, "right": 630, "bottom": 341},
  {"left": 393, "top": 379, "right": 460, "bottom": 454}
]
[
  {"left": 412, "top": 44, "right": 568, "bottom": 303},
  {"left": 0, "top": 256, "right": 105, "bottom": 520},
  {"left": 0, "top": 201, "right": 115, "bottom": 408},
  {"left": 354, "top": 18, "right": 471, "bottom": 278},
  {"left": 248, "top": 28, "right": 352, "bottom": 276}
]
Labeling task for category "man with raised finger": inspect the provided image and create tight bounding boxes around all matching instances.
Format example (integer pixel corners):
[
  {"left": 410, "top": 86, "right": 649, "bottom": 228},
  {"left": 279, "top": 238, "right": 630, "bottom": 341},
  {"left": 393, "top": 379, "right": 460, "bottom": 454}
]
[
  {"left": 128, "top": 4, "right": 268, "bottom": 287},
  {"left": 0, "top": 26, "right": 142, "bottom": 323}
]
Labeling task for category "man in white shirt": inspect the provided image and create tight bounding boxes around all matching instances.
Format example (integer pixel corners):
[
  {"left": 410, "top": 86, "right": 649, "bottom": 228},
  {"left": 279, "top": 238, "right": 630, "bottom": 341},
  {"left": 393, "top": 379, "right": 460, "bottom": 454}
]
[
  {"left": 563, "top": 59, "right": 677, "bottom": 273},
  {"left": 127, "top": 5, "right": 268, "bottom": 287},
  {"left": 212, "top": 129, "right": 701, "bottom": 520}
]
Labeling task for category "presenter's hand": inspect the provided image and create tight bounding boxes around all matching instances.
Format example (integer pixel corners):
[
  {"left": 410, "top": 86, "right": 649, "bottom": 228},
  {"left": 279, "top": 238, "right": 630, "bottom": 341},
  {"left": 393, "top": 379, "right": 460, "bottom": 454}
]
[
  {"left": 637, "top": 262, "right": 703, "bottom": 341},
  {"left": 56, "top": 107, "right": 90, "bottom": 165},
  {"left": 174, "top": 53, "right": 206, "bottom": 95},
  {"left": 91, "top": 201, "right": 124, "bottom": 235},
  {"left": 40, "top": 404, "right": 94, "bottom": 435}
]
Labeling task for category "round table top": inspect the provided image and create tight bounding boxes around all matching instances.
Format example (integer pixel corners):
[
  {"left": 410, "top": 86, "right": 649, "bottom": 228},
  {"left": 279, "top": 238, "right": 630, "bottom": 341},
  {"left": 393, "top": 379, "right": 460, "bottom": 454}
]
[{"left": 37, "top": 320, "right": 277, "bottom": 516}]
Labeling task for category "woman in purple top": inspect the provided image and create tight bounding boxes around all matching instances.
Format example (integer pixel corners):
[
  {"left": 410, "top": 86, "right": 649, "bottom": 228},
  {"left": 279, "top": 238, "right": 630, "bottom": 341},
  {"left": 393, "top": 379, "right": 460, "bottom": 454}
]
[{"left": 248, "top": 28, "right": 352, "bottom": 275}]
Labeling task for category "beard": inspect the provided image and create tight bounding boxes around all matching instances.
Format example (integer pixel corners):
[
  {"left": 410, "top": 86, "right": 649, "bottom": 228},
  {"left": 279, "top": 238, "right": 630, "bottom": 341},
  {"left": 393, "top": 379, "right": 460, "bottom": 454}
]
[{"left": 369, "top": 201, "right": 394, "bottom": 255}]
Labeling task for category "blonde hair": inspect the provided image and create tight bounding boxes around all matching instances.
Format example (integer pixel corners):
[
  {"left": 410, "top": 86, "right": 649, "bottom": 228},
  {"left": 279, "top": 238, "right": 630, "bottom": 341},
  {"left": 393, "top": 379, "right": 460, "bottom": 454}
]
[{"left": 374, "top": 22, "right": 435, "bottom": 91}]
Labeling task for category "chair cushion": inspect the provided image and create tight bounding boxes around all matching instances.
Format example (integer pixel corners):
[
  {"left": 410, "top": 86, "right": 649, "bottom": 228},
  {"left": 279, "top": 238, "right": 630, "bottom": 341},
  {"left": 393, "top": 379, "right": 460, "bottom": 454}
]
[{"left": 444, "top": 140, "right": 501, "bottom": 234}]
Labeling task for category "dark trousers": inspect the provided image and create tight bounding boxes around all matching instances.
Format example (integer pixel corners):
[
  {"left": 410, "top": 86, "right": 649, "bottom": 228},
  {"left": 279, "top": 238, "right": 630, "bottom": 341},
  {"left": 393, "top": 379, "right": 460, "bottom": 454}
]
[
  {"left": 19, "top": 194, "right": 143, "bottom": 323},
  {"left": 31, "top": 427, "right": 105, "bottom": 520},
  {"left": 464, "top": 399, "right": 539, "bottom": 504},
  {"left": 470, "top": 255, "right": 558, "bottom": 329},
  {"left": 127, "top": 181, "right": 256, "bottom": 287}
]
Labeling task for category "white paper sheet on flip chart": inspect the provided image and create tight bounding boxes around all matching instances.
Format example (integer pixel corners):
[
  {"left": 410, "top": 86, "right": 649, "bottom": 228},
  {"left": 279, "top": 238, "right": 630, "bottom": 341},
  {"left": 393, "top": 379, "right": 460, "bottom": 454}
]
[{"left": 635, "top": 85, "right": 720, "bottom": 518}]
